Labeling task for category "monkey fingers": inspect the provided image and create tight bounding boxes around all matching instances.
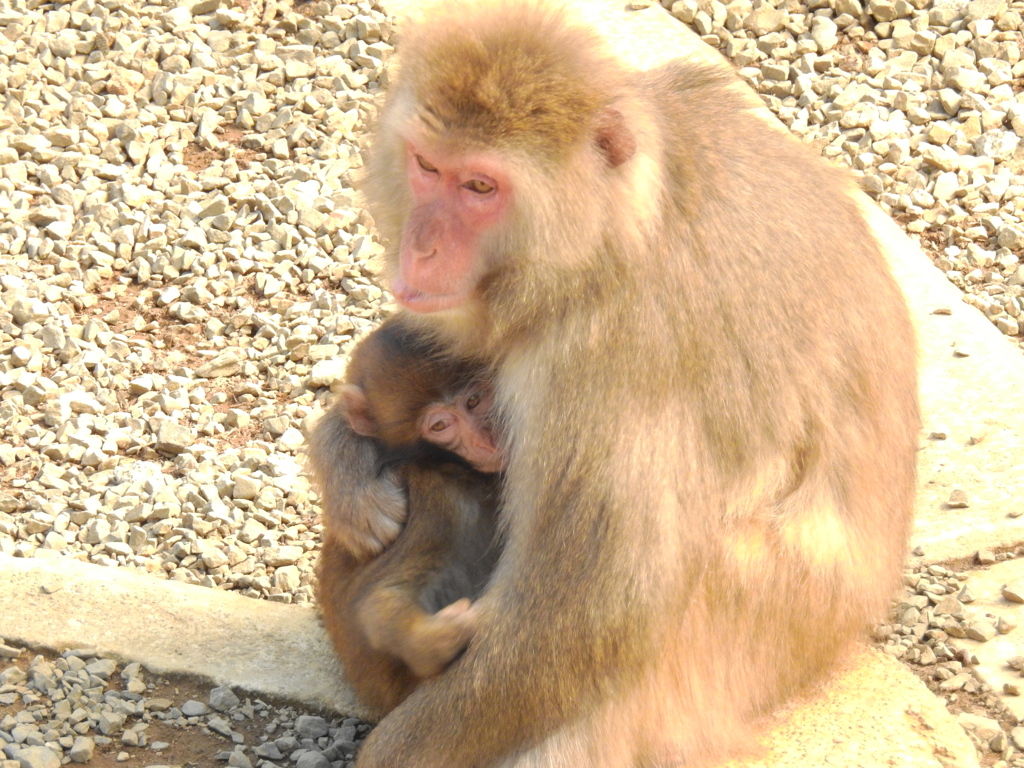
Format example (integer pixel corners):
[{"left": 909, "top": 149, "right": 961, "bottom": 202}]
[{"left": 403, "top": 598, "right": 478, "bottom": 678}]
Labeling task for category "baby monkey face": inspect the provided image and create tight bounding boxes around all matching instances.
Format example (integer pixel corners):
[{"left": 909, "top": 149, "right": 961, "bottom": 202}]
[{"left": 420, "top": 383, "right": 504, "bottom": 474}]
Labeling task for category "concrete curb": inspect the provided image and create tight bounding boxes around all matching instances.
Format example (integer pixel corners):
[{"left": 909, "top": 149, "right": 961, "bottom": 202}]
[
  {"left": 0, "top": 554, "right": 979, "bottom": 767},
  {"left": 0, "top": 554, "right": 368, "bottom": 719}
]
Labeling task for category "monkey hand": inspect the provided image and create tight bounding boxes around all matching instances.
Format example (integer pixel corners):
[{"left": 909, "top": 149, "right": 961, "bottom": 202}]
[
  {"left": 322, "top": 467, "right": 407, "bottom": 561},
  {"left": 308, "top": 407, "right": 408, "bottom": 562},
  {"left": 403, "top": 598, "right": 477, "bottom": 678}
]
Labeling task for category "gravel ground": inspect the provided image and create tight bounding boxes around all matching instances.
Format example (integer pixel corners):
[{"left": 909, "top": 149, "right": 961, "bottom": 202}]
[
  {"left": 882, "top": 552, "right": 1022, "bottom": 767},
  {"left": 2, "top": 0, "right": 1024, "bottom": 765},
  {"left": 0, "top": 640, "right": 372, "bottom": 768},
  {"left": 664, "top": 0, "right": 1024, "bottom": 345},
  {"left": 0, "top": 0, "right": 395, "bottom": 604}
]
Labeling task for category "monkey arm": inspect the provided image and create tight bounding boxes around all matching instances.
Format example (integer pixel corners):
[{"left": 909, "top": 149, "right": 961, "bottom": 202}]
[
  {"left": 308, "top": 407, "right": 407, "bottom": 562},
  {"left": 355, "top": 465, "right": 486, "bottom": 679}
]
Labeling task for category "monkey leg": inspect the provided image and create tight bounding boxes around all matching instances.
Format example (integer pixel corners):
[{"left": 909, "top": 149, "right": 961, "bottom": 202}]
[{"left": 316, "top": 536, "right": 422, "bottom": 720}]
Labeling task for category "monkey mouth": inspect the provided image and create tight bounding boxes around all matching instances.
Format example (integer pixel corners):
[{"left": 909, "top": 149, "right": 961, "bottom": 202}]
[
  {"left": 471, "top": 442, "right": 505, "bottom": 473},
  {"left": 392, "top": 277, "right": 469, "bottom": 314},
  {"left": 472, "top": 425, "right": 506, "bottom": 473}
]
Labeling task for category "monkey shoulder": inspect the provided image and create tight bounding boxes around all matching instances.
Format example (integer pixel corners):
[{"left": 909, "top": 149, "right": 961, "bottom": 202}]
[{"left": 639, "top": 61, "right": 846, "bottom": 192}]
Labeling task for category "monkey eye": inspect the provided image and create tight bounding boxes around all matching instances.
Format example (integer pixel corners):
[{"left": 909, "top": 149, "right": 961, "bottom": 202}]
[
  {"left": 465, "top": 392, "right": 483, "bottom": 410},
  {"left": 428, "top": 415, "right": 453, "bottom": 432},
  {"left": 464, "top": 179, "right": 495, "bottom": 194},
  {"left": 416, "top": 155, "right": 439, "bottom": 173}
]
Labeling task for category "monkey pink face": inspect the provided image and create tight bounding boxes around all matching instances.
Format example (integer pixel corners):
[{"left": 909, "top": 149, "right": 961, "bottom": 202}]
[
  {"left": 392, "top": 143, "right": 511, "bottom": 314},
  {"left": 420, "top": 385, "right": 504, "bottom": 473}
]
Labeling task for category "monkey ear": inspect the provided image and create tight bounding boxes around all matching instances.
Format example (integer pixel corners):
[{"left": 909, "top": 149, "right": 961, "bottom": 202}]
[
  {"left": 341, "top": 384, "right": 380, "bottom": 437},
  {"left": 595, "top": 108, "right": 636, "bottom": 168}
]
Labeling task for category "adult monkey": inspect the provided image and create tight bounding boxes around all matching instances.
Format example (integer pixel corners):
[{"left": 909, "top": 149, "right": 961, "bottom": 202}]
[{"left": 340, "top": 1, "right": 919, "bottom": 765}]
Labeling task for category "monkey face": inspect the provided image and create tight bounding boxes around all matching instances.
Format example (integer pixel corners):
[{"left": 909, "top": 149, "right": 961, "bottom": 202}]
[
  {"left": 389, "top": 142, "right": 511, "bottom": 314},
  {"left": 420, "top": 384, "right": 504, "bottom": 473}
]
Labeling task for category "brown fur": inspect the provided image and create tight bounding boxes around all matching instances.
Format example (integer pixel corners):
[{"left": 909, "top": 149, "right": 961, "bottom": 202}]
[
  {"left": 345, "top": 316, "right": 488, "bottom": 447},
  {"left": 311, "top": 318, "right": 501, "bottom": 719},
  {"left": 317, "top": 462, "right": 498, "bottom": 719},
  {"left": 400, "top": 3, "right": 619, "bottom": 162},
  {"left": 308, "top": 405, "right": 406, "bottom": 563},
  {"left": 348, "top": 2, "right": 920, "bottom": 765}
]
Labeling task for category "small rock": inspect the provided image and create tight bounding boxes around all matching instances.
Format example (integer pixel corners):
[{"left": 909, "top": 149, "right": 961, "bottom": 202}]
[
  {"left": 201, "top": 547, "right": 229, "bottom": 569},
  {"left": 868, "top": 0, "right": 897, "bottom": 20},
  {"left": 69, "top": 737, "right": 94, "bottom": 763},
  {"left": 14, "top": 746, "right": 61, "bottom": 768},
  {"left": 207, "top": 717, "right": 237, "bottom": 739},
  {"left": 1003, "top": 583, "right": 1024, "bottom": 603},
  {"left": 180, "top": 228, "right": 208, "bottom": 250},
  {"left": 0, "top": 643, "right": 22, "bottom": 658},
  {"left": 275, "top": 736, "right": 300, "bottom": 753},
  {"left": 276, "top": 427, "right": 305, "bottom": 451},
  {"left": 933, "top": 171, "right": 960, "bottom": 201},
  {"left": 966, "top": 621, "right": 998, "bottom": 642},
  {"left": 975, "top": 130, "right": 1020, "bottom": 161},
  {"left": 942, "top": 618, "right": 967, "bottom": 638},
  {"left": 295, "top": 715, "right": 330, "bottom": 739},
  {"left": 85, "top": 658, "right": 117, "bottom": 679},
  {"left": 811, "top": 17, "right": 839, "bottom": 51},
  {"left": 232, "top": 475, "right": 262, "bottom": 500},
  {"left": 995, "top": 315, "right": 1020, "bottom": 336},
  {"left": 966, "top": 0, "right": 1007, "bottom": 22},
  {"left": 938, "top": 671, "right": 972, "bottom": 691},
  {"left": 308, "top": 358, "right": 347, "bottom": 388},
  {"left": 295, "top": 753, "right": 331, "bottom": 768},
  {"left": 181, "top": 700, "right": 210, "bottom": 717},
  {"left": 977, "top": 550, "right": 996, "bottom": 564},
  {"left": 155, "top": 421, "right": 192, "bottom": 454},
  {"left": 933, "top": 596, "right": 963, "bottom": 615},
  {"left": 195, "top": 351, "right": 243, "bottom": 378},
  {"left": 255, "top": 742, "right": 284, "bottom": 760},
  {"left": 947, "top": 489, "right": 969, "bottom": 508},
  {"left": 1012, "top": 725, "right": 1024, "bottom": 751},
  {"left": 98, "top": 711, "right": 126, "bottom": 735},
  {"left": 958, "top": 712, "right": 1002, "bottom": 740},
  {"left": 209, "top": 686, "right": 240, "bottom": 712},
  {"left": 745, "top": 5, "right": 786, "bottom": 34}
]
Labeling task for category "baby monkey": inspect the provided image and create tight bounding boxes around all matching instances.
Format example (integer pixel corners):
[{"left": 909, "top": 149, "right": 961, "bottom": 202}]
[{"left": 312, "top": 315, "right": 503, "bottom": 718}]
